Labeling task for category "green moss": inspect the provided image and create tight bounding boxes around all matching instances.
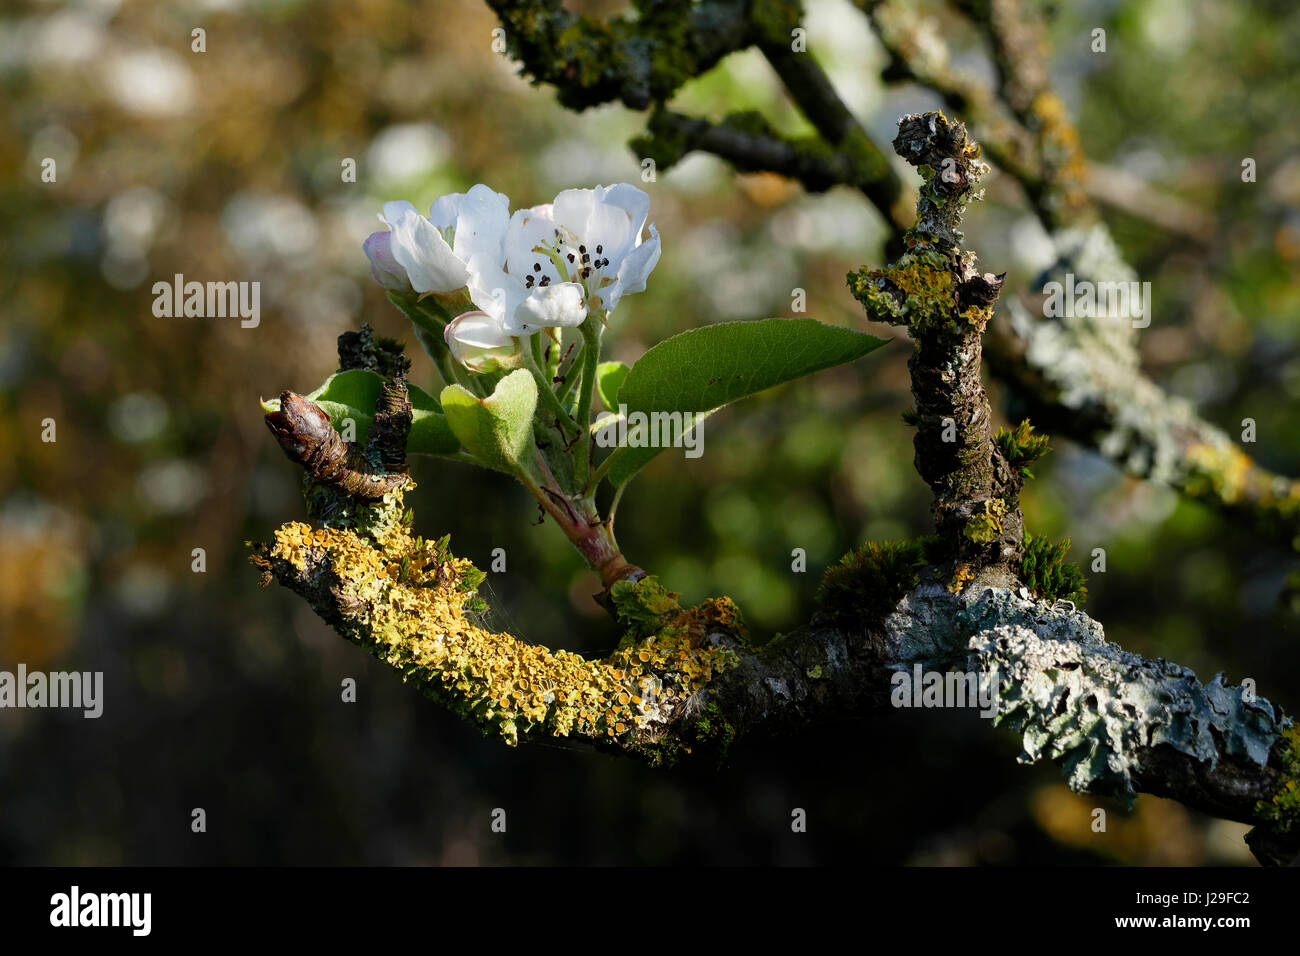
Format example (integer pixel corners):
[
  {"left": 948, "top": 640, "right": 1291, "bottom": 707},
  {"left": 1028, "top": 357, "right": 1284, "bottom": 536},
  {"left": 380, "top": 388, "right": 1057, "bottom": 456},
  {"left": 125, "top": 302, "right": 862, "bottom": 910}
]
[
  {"left": 690, "top": 701, "right": 737, "bottom": 757},
  {"left": 995, "top": 419, "right": 1052, "bottom": 476},
  {"left": 1256, "top": 725, "right": 1300, "bottom": 832},
  {"left": 1021, "top": 531, "right": 1087, "bottom": 604},
  {"left": 816, "top": 537, "right": 937, "bottom": 627}
]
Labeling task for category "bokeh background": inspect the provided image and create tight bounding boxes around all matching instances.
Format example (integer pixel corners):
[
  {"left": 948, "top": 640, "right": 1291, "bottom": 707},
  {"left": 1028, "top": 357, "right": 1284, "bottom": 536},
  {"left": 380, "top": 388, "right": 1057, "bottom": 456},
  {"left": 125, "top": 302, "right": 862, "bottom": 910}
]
[{"left": 2, "top": 0, "right": 1298, "bottom": 864}]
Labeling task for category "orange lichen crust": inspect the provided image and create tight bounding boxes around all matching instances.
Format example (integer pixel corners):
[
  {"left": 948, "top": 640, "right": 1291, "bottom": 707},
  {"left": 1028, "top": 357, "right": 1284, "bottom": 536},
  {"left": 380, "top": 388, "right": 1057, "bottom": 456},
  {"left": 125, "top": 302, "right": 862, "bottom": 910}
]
[{"left": 258, "top": 487, "right": 738, "bottom": 750}]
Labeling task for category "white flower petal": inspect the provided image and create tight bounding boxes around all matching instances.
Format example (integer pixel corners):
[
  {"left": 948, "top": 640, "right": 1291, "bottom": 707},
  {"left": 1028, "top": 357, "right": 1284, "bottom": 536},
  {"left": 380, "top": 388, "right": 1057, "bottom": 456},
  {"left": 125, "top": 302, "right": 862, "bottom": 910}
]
[
  {"left": 509, "top": 282, "right": 587, "bottom": 334},
  {"left": 595, "top": 183, "right": 650, "bottom": 256},
  {"left": 550, "top": 188, "right": 597, "bottom": 239},
  {"left": 445, "top": 184, "right": 511, "bottom": 268},
  {"left": 605, "top": 224, "right": 660, "bottom": 311},
  {"left": 381, "top": 200, "right": 468, "bottom": 294},
  {"left": 466, "top": 261, "right": 516, "bottom": 326},
  {"left": 598, "top": 184, "right": 650, "bottom": 236}
]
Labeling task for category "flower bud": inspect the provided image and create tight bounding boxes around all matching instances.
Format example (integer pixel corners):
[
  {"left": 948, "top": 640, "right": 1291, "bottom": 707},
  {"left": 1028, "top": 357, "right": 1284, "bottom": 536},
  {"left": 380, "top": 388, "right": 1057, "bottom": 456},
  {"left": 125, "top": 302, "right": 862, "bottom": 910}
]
[{"left": 444, "top": 310, "right": 524, "bottom": 374}]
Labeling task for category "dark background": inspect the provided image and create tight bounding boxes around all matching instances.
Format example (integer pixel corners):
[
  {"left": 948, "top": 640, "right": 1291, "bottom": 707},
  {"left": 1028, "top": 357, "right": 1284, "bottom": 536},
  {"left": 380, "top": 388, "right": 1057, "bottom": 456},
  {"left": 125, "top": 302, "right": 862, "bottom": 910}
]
[{"left": 2, "top": 0, "right": 1298, "bottom": 864}]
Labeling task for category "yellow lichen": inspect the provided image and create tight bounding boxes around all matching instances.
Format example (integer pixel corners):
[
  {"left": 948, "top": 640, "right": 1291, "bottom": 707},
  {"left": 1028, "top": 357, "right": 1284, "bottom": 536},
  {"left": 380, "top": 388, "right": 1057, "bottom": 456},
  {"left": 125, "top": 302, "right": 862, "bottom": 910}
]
[
  {"left": 1030, "top": 91, "right": 1088, "bottom": 215},
  {"left": 949, "top": 562, "right": 975, "bottom": 594},
  {"left": 963, "top": 498, "right": 1007, "bottom": 545},
  {"left": 1185, "top": 441, "right": 1254, "bottom": 505},
  {"left": 266, "top": 488, "right": 736, "bottom": 747},
  {"left": 960, "top": 303, "right": 993, "bottom": 331}
]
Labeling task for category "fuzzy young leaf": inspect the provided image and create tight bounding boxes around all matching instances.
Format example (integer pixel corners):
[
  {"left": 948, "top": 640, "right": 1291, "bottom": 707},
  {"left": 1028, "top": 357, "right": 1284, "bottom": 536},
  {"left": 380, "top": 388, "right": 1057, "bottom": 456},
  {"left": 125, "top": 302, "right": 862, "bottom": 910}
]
[
  {"left": 260, "top": 368, "right": 459, "bottom": 456},
  {"left": 606, "top": 319, "right": 889, "bottom": 487},
  {"left": 440, "top": 369, "right": 540, "bottom": 477}
]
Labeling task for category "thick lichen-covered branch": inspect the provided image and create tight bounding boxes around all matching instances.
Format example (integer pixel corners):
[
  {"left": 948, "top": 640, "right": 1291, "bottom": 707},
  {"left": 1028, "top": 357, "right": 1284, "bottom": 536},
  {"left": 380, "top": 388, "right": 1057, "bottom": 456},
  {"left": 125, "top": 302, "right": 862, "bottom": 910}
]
[
  {"left": 254, "top": 488, "right": 743, "bottom": 759},
  {"left": 876, "top": 581, "right": 1297, "bottom": 863},
  {"left": 252, "top": 493, "right": 1300, "bottom": 861}
]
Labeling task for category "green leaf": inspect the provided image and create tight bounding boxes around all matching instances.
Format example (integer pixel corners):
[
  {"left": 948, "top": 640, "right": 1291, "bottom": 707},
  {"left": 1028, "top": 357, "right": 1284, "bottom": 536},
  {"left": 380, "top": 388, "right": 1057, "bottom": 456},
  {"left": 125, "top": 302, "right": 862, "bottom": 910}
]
[
  {"left": 594, "top": 361, "right": 630, "bottom": 412},
  {"left": 261, "top": 369, "right": 460, "bottom": 456},
  {"left": 605, "top": 318, "right": 889, "bottom": 487},
  {"left": 440, "top": 369, "right": 540, "bottom": 478}
]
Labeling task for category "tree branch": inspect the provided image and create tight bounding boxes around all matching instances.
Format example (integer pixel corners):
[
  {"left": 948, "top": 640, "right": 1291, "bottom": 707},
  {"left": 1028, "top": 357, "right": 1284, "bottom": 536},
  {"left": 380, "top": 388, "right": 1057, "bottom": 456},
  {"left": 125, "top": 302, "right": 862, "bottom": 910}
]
[
  {"left": 254, "top": 501, "right": 1300, "bottom": 863},
  {"left": 253, "top": 111, "right": 1300, "bottom": 865},
  {"left": 862, "top": 0, "right": 1300, "bottom": 542},
  {"left": 634, "top": 108, "right": 877, "bottom": 194}
]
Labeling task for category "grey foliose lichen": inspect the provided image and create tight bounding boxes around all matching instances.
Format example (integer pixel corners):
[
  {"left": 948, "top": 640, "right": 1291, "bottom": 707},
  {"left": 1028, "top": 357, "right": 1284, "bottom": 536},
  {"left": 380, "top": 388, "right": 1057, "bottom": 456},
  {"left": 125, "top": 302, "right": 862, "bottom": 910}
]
[
  {"left": 880, "top": 583, "right": 1287, "bottom": 804},
  {"left": 881, "top": 582, "right": 1101, "bottom": 668},
  {"left": 968, "top": 622, "right": 1287, "bottom": 804}
]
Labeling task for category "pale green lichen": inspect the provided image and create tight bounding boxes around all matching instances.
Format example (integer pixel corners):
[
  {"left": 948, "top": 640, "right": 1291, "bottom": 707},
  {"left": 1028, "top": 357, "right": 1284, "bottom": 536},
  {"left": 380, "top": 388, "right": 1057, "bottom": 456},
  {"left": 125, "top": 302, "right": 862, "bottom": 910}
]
[
  {"left": 880, "top": 587, "right": 1288, "bottom": 807},
  {"left": 1006, "top": 223, "right": 1276, "bottom": 508},
  {"left": 968, "top": 622, "right": 1286, "bottom": 806}
]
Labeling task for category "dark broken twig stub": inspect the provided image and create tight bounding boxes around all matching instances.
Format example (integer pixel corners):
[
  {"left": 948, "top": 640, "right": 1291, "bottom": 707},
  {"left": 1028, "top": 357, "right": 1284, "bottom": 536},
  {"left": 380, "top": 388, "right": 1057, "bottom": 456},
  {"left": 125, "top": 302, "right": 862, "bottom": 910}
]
[{"left": 264, "top": 391, "right": 410, "bottom": 500}]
